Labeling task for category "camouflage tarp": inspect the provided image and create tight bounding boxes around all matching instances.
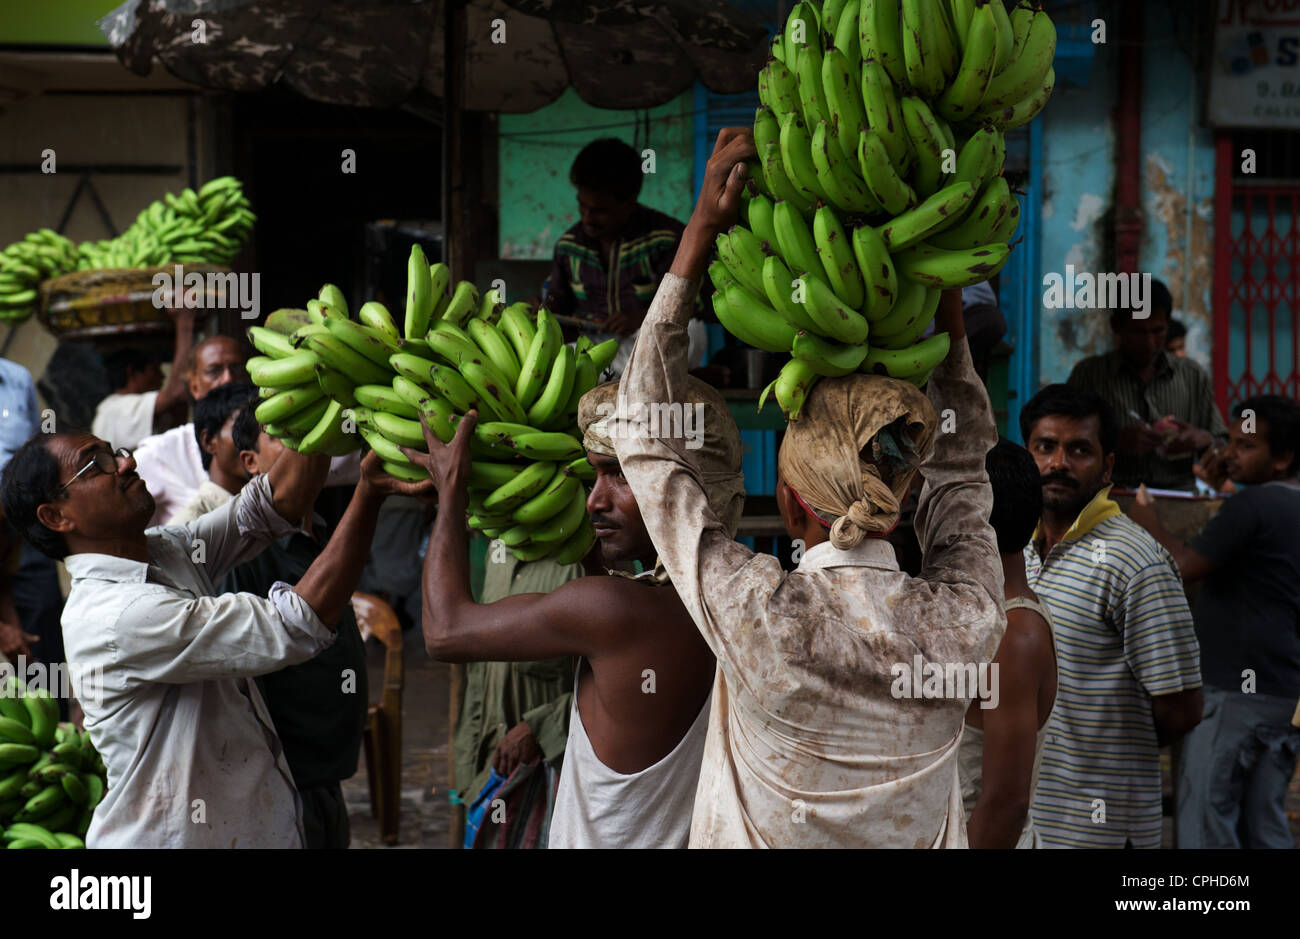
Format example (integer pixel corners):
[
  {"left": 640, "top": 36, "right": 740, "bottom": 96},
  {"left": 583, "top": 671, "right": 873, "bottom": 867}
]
[{"left": 100, "top": 0, "right": 769, "bottom": 113}]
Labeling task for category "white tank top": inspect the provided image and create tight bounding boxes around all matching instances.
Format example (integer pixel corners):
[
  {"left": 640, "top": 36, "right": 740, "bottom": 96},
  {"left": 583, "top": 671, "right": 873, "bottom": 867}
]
[
  {"left": 547, "top": 661, "right": 711, "bottom": 848},
  {"left": 957, "top": 594, "right": 1057, "bottom": 849}
]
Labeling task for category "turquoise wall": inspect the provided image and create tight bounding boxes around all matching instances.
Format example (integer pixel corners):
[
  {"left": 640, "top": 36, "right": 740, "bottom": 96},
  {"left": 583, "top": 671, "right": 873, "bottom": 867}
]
[
  {"left": 1036, "top": 3, "right": 1217, "bottom": 387},
  {"left": 497, "top": 87, "right": 696, "bottom": 261}
]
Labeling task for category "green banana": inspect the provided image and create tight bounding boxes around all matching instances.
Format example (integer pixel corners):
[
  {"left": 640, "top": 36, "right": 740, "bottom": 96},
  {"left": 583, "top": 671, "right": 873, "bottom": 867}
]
[
  {"left": 761, "top": 255, "right": 822, "bottom": 332},
  {"left": 831, "top": 0, "right": 860, "bottom": 60},
  {"left": 989, "top": 0, "right": 1015, "bottom": 72},
  {"left": 441, "top": 281, "right": 480, "bottom": 327},
  {"left": 744, "top": 191, "right": 779, "bottom": 252},
  {"left": 759, "top": 64, "right": 800, "bottom": 127},
  {"left": 516, "top": 308, "right": 562, "bottom": 409},
  {"left": 757, "top": 142, "right": 816, "bottom": 216},
  {"left": 23, "top": 693, "right": 56, "bottom": 750},
  {"left": 498, "top": 303, "right": 538, "bottom": 366},
  {"left": 851, "top": 224, "right": 899, "bottom": 322},
  {"left": 53, "top": 832, "right": 84, "bottom": 849},
  {"left": 389, "top": 352, "right": 438, "bottom": 393},
  {"left": 934, "top": 1, "right": 998, "bottom": 122},
  {"left": 979, "top": 8, "right": 1056, "bottom": 111},
  {"left": 429, "top": 363, "right": 485, "bottom": 414},
  {"left": 417, "top": 397, "right": 459, "bottom": 444},
  {"left": 254, "top": 383, "right": 326, "bottom": 425},
  {"left": 0, "top": 717, "right": 34, "bottom": 746},
  {"left": 318, "top": 283, "right": 349, "bottom": 319},
  {"left": 902, "top": 0, "right": 945, "bottom": 98},
  {"left": 3, "top": 821, "right": 59, "bottom": 849},
  {"left": 514, "top": 472, "right": 582, "bottom": 526},
  {"left": 951, "top": 126, "right": 1005, "bottom": 194},
  {"left": 405, "top": 244, "right": 434, "bottom": 339},
  {"left": 930, "top": 176, "right": 1013, "bottom": 250},
  {"left": 391, "top": 373, "right": 437, "bottom": 412},
  {"left": 987, "top": 188, "right": 1022, "bottom": 242},
  {"left": 461, "top": 360, "right": 527, "bottom": 424},
  {"left": 950, "top": 0, "right": 976, "bottom": 52},
  {"left": 483, "top": 461, "right": 559, "bottom": 514},
  {"left": 60, "top": 772, "right": 89, "bottom": 805},
  {"left": 426, "top": 262, "right": 452, "bottom": 322},
  {"left": 298, "top": 400, "right": 358, "bottom": 457},
  {"left": 469, "top": 461, "right": 528, "bottom": 491},
  {"left": 823, "top": 0, "right": 848, "bottom": 39},
  {"left": 773, "top": 358, "right": 818, "bottom": 421},
  {"left": 84, "top": 772, "right": 104, "bottom": 811},
  {"left": 869, "top": 278, "right": 940, "bottom": 346},
  {"left": 529, "top": 484, "right": 589, "bottom": 545},
  {"left": 301, "top": 332, "right": 392, "bottom": 386},
  {"left": 476, "top": 287, "right": 505, "bottom": 322},
  {"left": 900, "top": 96, "right": 951, "bottom": 199},
  {"left": 860, "top": 0, "right": 907, "bottom": 86},
  {"left": 812, "top": 204, "right": 864, "bottom": 310},
  {"left": 360, "top": 427, "right": 415, "bottom": 466},
  {"left": 860, "top": 57, "right": 913, "bottom": 175},
  {"left": 772, "top": 199, "right": 829, "bottom": 286},
  {"left": 247, "top": 326, "right": 297, "bottom": 359},
  {"left": 861, "top": 332, "right": 951, "bottom": 379},
  {"left": 991, "top": 67, "right": 1055, "bottom": 130},
  {"left": 790, "top": 21, "right": 828, "bottom": 129},
  {"left": 876, "top": 181, "right": 977, "bottom": 251},
  {"left": 380, "top": 460, "right": 428, "bottom": 483},
  {"left": 354, "top": 384, "right": 418, "bottom": 418},
  {"left": 370, "top": 411, "right": 429, "bottom": 450},
  {"left": 717, "top": 281, "right": 798, "bottom": 353},
  {"left": 563, "top": 456, "right": 595, "bottom": 481},
  {"left": 894, "top": 241, "right": 1012, "bottom": 289},
  {"left": 715, "top": 230, "right": 765, "bottom": 298},
  {"left": 324, "top": 317, "right": 398, "bottom": 369},
  {"left": 20, "top": 783, "right": 65, "bottom": 820},
  {"left": 526, "top": 345, "right": 577, "bottom": 429},
  {"left": 247, "top": 350, "right": 320, "bottom": 387},
  {"left": 810, "top": 120, "right": 880, "bottom": 215},
  {"left": 0, "top": 767, "right": 28, "bottom": 800},
  {"left": 554, "top": 519, "right": 596, "bottom": 565},
  {"left": 564, "top": 351, "right": 600, "bottom": 422},
  {"left": 278, "top": 397, "right": 331, "bottom": 438},
  {"left": 315, "top": 365, "right": 358, "bottom": 407},
  {"left": 427, "top": 320, "right": 484, "bottom": 370},
  {"left": 0, "top": 678, "right": 29, "bottom": 730},
  {"left": 508, "top": 432, "right": 584, "bottom": 463},
  {"left": 799, "top": 273, "right": 870, "bottom": 345},
  {"left": 778, "top": 112, "right": 828, "bottom": 202},
  {"left": 467, "top": 318, "right": 522, "bottom": 387},
  {"left": 792, "top": 330, "right": 869, "bottom": 377},
  {"left": 857, "top": 130, "right": 916, "bottom": 216},
  {"left": 820, "top": 48, "right": 867, "bottom": 166}
]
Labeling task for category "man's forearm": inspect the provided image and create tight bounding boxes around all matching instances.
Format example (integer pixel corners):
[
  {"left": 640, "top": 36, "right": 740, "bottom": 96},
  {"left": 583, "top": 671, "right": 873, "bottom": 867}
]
[
  {"left": 266, "top": 450, "right": 331, "bottom": 524},
  {"left": 155, "top": 317, "right": 194, "bottom": 414},
  {"left": 669, "top": 220, "right": 720, "bottom": 285},
  {"left": 421, "top": 485, "right": 473, "bottom": 654},
  {"left": 293, "top": 482, "right": 385, "bottom": 628}
]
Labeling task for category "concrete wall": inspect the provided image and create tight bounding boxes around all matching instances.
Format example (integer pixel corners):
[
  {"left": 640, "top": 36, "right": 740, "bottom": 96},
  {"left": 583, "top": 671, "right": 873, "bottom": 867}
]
[
  {"left": 0, "top": 92, "right": 214, "bottom": 394},
  {"left": 1037, "top": 4, "right": 1217, "bottom": 385},
  {"left": 497, "top": 87, "right": 696, "bottom": 262}
]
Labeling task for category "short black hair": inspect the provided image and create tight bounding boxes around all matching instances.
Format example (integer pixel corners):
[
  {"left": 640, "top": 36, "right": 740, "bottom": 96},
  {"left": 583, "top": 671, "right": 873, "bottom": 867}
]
[
  {"left": 231, "top": 403, "right": 263, "bottom": 456},
  {"left": 193, "top": 381, "right": 256, "bottom": 471},
  {"left": 1234, "top": 395, "right": 1300, "bottom": 474},
  {"left": 1110, "top": 277, "right": 1172, "bottom": 328},
  {"left": 0, "top": 432, "right": 82, "bottom": 560},
  {"left": 985, "top": 438, "right": 1043, "bottom": 553},
  {"left": 570, "top": 138, "right": 642, "bottom": 201},
  {"left": 1166, "top": 318, "right": 1187, "bottom": 341},
  {"left": 103, "top": 347, "right": 154, "bottom": 390},
  {"left": 1019, "top": 383, "right": 1119, "bottom": 456}
]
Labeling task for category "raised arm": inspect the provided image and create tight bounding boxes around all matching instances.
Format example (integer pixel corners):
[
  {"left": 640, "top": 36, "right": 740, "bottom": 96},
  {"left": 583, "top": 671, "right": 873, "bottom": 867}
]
[
  {"left": 912, "top": 291, "right": 1003, "bottom": 606},
  {"left": 154, "top": 307, "right": 196, "bottom": 424}
]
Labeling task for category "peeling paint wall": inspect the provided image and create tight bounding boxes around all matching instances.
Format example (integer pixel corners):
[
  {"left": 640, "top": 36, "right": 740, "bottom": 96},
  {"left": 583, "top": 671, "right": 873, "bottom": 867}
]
[
  {"left": 497, "top": 88, "right": 695, "bottom": 261},
  {"left": 1037, "top": 4, "right": 1217, "bottom": 386}
]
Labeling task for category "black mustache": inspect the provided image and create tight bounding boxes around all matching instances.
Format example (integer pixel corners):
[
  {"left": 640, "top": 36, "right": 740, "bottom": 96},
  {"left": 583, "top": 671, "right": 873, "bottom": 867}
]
[
  {"left": 1041, "top": 472, "right": 1077, "bottom": 488},
  {"left": 589, "top": 513, "right": 618, "bottom": 528}
]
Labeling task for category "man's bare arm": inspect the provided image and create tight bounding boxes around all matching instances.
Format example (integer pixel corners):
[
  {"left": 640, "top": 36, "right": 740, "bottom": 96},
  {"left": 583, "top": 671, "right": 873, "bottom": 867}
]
[
  {"left": 265, "top": 449, "right": 331, "bottom": 526},
  {"left": 1151, "top": 687, "right": 1203, "bottom": 745},
  {"left": 154, "top": 307, "right": 196, "bottom": 422},
  {"left": 968, "top": 612, "right": 1050, "bottom": 849}
]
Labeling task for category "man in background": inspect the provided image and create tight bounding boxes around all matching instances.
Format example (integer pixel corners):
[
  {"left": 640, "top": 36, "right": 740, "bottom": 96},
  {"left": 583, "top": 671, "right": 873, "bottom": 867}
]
[
  {"left": 133, "top": 334, "right": 248, "bottom": 524},
  {"left": 1166, "top": 318, "right": 1187, "bottom": 358},
  {"left": 1066, "top": 280, "right": 1227, "bottom": 491},
  {"left": 91, "top": 307, "right": 195, "bottom": 450},
  {"left": 169, "top": 381, "right": 256, "bottom": 524},
  {"left": 1126, "top": 394, "right": 1300, "bottom": 848},
  {"left": 545, "top": 138, "right": 705, "bottom": 378},
  {"left": 1020, "top": 384, "right": 1203, "bottom": 847}
]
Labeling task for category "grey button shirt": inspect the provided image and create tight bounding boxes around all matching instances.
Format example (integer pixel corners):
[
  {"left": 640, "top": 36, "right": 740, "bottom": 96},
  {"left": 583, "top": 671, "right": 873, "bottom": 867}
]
[{"left": 62, "top": 473, "right": 335, "bottom": 848}]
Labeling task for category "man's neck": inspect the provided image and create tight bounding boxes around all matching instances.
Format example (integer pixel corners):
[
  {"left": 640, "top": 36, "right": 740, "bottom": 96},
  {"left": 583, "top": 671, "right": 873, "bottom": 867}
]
[
  {"left": 208, "top": 468, "right": 246, "bottom": 497},
  {"left": 68, "top": 534, "right": 150, "bottom": 564},
  {"left": 1001, "top": 551, "right": 1032, "bottom": 600},
  {"left": 1038, "top": 510, "right": 1075, "bottom": 556}
]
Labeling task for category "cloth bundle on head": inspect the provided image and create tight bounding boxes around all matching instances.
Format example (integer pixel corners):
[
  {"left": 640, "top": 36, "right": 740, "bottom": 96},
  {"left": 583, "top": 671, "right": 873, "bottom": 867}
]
[
  {"left": 779, "top": 373, "right": 938, "bottom": 550},
  {"left": 577, "top": 378, "right": 745, "bottom": 538}
]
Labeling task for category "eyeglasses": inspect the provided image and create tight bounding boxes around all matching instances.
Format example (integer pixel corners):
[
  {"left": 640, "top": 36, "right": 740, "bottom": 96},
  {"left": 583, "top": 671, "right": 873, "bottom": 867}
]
[{"left": 57, "top": 447, "right": 132, "bottom": 497}]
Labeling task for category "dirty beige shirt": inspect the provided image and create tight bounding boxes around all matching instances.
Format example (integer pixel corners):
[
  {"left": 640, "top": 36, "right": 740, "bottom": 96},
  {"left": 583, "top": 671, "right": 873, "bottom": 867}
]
[{"left": 614, "top": 273, "right": 1005, "bottom": 848}]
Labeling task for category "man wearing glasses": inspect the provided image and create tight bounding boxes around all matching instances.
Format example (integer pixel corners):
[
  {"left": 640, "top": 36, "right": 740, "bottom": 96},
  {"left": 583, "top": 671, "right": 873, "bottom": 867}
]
[{"left": 0, "top": 430, "right": 427, "bottom": 847}]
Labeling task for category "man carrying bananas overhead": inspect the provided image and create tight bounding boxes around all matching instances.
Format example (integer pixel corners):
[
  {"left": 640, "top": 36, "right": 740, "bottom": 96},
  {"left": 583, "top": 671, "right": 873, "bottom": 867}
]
[
  {"left": 395, "top": 378, "right": 745, "bottom": 848},
  {"left": 612, "top": 128, "right": 1006, "bottom": 848},
  {"left": 0, "top": 430, "right": 428, "bottom": 848}
]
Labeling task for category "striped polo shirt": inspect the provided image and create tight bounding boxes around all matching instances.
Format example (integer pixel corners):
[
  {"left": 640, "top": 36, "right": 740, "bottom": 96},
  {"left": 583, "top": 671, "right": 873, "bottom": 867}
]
[
  {"left": 1066, "top": 350, "right": 1228, "bottom": 491},
  {"left": 1025, "top": 485, "right": 1202, "bottom": 848}
]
